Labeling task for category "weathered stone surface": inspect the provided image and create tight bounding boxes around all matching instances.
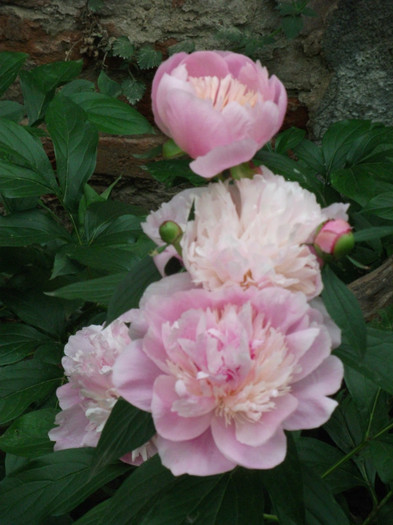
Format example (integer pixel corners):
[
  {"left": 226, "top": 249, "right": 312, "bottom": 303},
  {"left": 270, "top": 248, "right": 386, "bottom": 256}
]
[{"left": 311, "top": 0, "right": 393, "bottom": 138}]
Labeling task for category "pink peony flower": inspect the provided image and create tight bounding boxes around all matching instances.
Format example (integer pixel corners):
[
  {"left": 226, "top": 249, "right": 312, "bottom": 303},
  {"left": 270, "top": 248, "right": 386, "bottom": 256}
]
[
  {"left": 113, "top": 273, "right": 343, "bottom": 476},
  {"left": 314, "top": 219, "right": 354, "bottom": 259},
  {"left": 142, "top": 187, "right": 203, "bottom": 275},
  {"left": 48, "top": 319, "right": 156, "bottom": 465},
  {"left": 152, "top": 51, "right": 287, "bottom": 177},
  {"left": 180, "top": 168, "right": 349, "bottom": 299}
]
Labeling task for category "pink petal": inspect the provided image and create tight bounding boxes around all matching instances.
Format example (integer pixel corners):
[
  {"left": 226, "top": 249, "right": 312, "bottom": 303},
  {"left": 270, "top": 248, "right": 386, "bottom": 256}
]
[
  {"left": 152, "top": 52, "right": 187, "bottom": 131},
  {"left": 183, "top": 51, "right": 229, "bottom": 78},
  {"left": 152, "top": 375, "right": 212, "bottom": 441},
  {"left": 55, "top": 383, "right": 81, "bottom": 410},
  {"left": 211, "top": 417, "right": 287, "bottom": 469},
  {"left": 163, "top": 89, "right": 229, "bottom": 157},
  {"left": 156, "top": 429, "right": 236, "bottom": 476},
  {"left": 284, "top": 356, "right": 344, "bottom": 430},
  {"left": 190, "top": 138, "right": 259, "bottom": 178},
  {"left": 235, "top": 394, "right": 298, "bottom": 446},
  {"left": 112, "top": 340, "right": 161, "bottom": 411},
  {"left": 49, "top": 404, "right": 98, "bottom": 450}
]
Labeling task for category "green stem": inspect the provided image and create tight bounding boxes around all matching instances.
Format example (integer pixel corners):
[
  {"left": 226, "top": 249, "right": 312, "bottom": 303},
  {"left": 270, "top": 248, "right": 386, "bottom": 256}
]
[
  {"left": 362, "top": 490, "right": 393, "bottom": 525},
  {"left": 365, "top": 388, "right": 381, "bottom": 440},
  {"left": 322, "top": 420, "right": 393, "bottom": 479},
  {"left": 263, "top": 514, "right": 279, "bottom": 522}
]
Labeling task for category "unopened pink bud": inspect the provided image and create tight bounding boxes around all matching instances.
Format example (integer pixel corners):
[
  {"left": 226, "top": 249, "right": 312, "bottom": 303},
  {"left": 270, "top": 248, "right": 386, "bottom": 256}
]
[{"left": 313, "top": 219, "right": 354, "bottom": 259}]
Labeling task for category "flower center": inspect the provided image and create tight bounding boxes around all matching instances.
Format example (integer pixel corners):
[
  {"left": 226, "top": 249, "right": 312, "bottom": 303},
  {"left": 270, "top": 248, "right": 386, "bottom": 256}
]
[{"left": 189, "top": 74, "right": 258, "bottom": 110}]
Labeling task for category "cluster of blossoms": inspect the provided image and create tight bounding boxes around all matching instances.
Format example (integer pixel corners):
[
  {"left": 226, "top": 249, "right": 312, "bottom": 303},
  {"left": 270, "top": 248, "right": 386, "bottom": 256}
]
[{"left": 50, "top": 50, "right": 353, "bottom": 476}]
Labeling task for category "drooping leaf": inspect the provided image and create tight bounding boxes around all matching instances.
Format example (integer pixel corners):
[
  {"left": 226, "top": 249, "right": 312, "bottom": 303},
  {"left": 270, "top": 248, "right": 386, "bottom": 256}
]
[
  {"left": 50, "top": 272, "right": 128, "bottom": 305},
  {"left": 0, "top": 101, "right": 25, "bottom": 122},
  {"left": 337, "top": 327, "right": 393, "bottom": 395},
  {"left": 302, "top": 467, "right": 350, "bottom": 525},
  {"left": 296, "top": 437, "right": 362, "bottom": 494},
  {"left": 1, "top": 289, "right": 66, "bottom": 338},
  {"left": 0, "top": 209, "right": 70, "bottom": 247},
  {"left": 0, "top": 117, "right": 56, "bottom": 188},
  {"left": 97, "top": 70, "right": 122, "bottom": 98},
  {"left": 93, "top": 398, "right": 155, "bottom": 470},
  {"left": 106, "top": 256, "right": 160, "bottom": 324},
  {"left": 0, "top": 408, "right": 57, "bottom": 457},
  {"left": 0, "top": 359, "right": 63, "bottom": 424},
  {"left": 0, "top": 323, "right": 51, "bottom": 365},
  {"left": 260, "top": 434, "right": 305, "bottom": 525},
  {"left": 69, "top": 92, "right": 153, "bottom": 135},
  {"left": 0, "top": 51, "right": 28, "bottom": 97},
  {"left": 20, "top": 60, "right": 83, "bottom": 124},
  {"left": 321, "top": 265, "right": 366, "bottom": 357},
  {"left": 0, "top": 448, "right": 128, "bottom": 525},
  {"left": 46, "top": 94, "right": 98, "bottom": 211},
  {"left": 101, "top": 455, "right": 175, "bottom": 525}
]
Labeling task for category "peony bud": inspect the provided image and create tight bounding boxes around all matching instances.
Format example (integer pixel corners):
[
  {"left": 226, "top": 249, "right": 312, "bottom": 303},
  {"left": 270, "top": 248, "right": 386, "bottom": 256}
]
[
  {"left": 159, "top": 220, "right": 183, "bottom": 245},
  {"left": 313, "top": 219, "right": 354, "bottom": 259}
]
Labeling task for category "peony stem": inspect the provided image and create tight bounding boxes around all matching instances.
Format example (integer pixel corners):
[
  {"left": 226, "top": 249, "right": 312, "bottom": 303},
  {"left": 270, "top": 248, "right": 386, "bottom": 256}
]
[{"left": 322, "top": 420, "right": 393, "bottom": 479}]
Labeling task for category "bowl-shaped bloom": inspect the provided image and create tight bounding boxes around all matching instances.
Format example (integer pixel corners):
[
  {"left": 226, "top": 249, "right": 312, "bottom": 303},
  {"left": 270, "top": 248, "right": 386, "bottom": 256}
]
[
  {"left": 181, "top": 168, "right": 349, "bottom": 299},
  {"left": 113, "top": 273, "right": 343, "bottom": 476},
  {"left": 152, "top": 51, "right": 287, "bottom": 178},
  {"left": 48, "top": 318, "right": 156, "bottom": 465}
]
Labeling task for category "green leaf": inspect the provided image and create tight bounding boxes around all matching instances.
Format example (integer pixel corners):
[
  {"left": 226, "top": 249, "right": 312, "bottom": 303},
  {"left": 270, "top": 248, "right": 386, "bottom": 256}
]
[
  {"left": 1, "top": 289, "right": 66, "bottom": 338},
  {"left": 0, "top": 101, "right": 25, "bottom": 122},
  {"left": 69, "top": 92, "right": 153, "bottom": 135},
  {"left": 61, "top": 79, "right": 95, "bottom": 96},
  {"left": 261, "top": 434, "right": 305, "bottom": 525},
  {"left": 136, "top": 46, "right": 163, "bottom": 70},
  {"left": 362, "top": 192, "right": 393, "bottom": 220},
  {"left": 46, "top": 94, "right": 98, "bottom": 211},
  {"left": 0, "top": 408, "right": 57, "bottom": 457},
  {"left": 168, "top": 40, "right": 195, "bottom": 56},
  {"left": 66, "top": 245, "right": 140, "bottom": 272},
  {"left": 74, "top": 500, "right": 111, "bottom": 525},
  {"left": 274, "top": 127, "right": 306, "bottom": 155},
  {"left": 50, "top": 272, "right": 128, "bottom": 304},
  {"left": 97, "top": 70, "right": 122, "bottom": 98},
  {"left": 281, "top": 16, "right": 303, "bottom": 39},
  {"left": 354, "top": 225, "right": 393, "bottom": 242},
  {"left": 106, "top": 256, "right": 160, "bottom": 324},
  {"left": 321, "top": 265, "right": 366, "bottom": 357},
  {"left": 121, "top": 77, "right": 146, "bottom": 105},
  {"left": 93, "top": 399, "right": 155, "bottom": 470},
  {"left": 0, "top": 448, "right": 129, "bottom": 525},
  {"left": 0, "top": 158, "right": 55, "bottom": 198},
  {"left": 0, "top": 323, "right": 51, "bottom": 365},
  {"left": 337, "top": 327, "right": 393, "bottom": 395},
  {"left": 0, "top": 51, "right": 28, "bottom": 97},
  {"left": 0, "top": 209, "right": 70, "bottom": 246},
  {"left": 297, "top": 437, "right": 362, "bottom": 494},
  {"left": 84, "top": 200, "right": 143, "bottom": 243},
  {"left": 0, "top": 359, "right": 62, "bottom": 424},
  {"left": 302, "top": 467, "right": 350, "bottom": 525},
  {"left": 112, "top": 36, "right": 135, "bottom": 60},
  {"left": 20, "top": 60, "right": 83, "bottom": 124},
  {"left": 102, "top": 456, "right": 175, "bottom": 525},
  {"left": 332, "top": 165, "right": 393, "bottom": 206},
  {"left": 293, "top": 138, "right": 325, "bottom": 173},
  {"left": 88, "top": 0, "right": 104, "bottom": 12},
  {"left": 0, "top": 117, "right": 56, "bottom": 189},
  {"left": 143, "top": 158, "right": 207, "bottom": 187}
]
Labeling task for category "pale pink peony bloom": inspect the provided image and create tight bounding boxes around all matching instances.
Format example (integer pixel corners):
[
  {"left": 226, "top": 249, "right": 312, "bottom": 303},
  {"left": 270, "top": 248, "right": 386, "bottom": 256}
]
[
  {"left": 152, "top": 51, "right": 287, "bottom": 177},
  {"left": 49, "top": 319, "right": 156, "bottom": 465},
  {"left": 113, "top": 273, "right": 343, "bottom": 477},
  {"left": 142, "top": 187, "right": 203, "bottom": 275},
  {"left": 181, "top": 168, "right": 349, "bottom": 299}
]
